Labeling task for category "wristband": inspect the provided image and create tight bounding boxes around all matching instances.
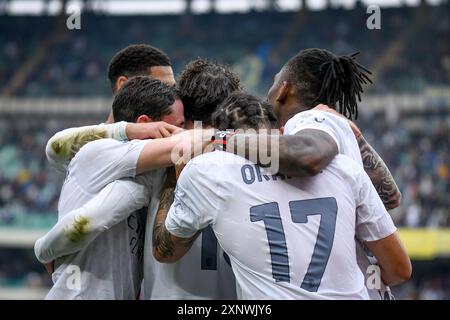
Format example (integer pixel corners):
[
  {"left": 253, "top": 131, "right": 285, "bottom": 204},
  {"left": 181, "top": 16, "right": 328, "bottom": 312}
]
[
  {"left": 211, "top": 130, "right": 235, "bottom": 151},
  {"left": 109, "top": 121, "right": 129, "bottom": 141}
]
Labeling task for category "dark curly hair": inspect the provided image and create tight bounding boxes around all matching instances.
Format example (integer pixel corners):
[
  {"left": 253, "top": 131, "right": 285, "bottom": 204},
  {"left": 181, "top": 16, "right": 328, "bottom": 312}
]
[
  {"left": 212, "top": 91, "right": 278, "bottom": 130},
  {"left": 177, "top": 59, "right": 241, "bottom": 125},
  {"left": 112, "top": 76, "right": 178, "bottom": 123},
  {"left": 283, "top": 48, "right": 372, "bottom": 119},
  {"left": 108, "top": 44, "right": 171, "bottom": 91}
]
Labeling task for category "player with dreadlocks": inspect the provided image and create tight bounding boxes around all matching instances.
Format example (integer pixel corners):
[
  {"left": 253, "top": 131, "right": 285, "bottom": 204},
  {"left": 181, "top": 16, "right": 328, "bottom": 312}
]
[
  {"left": 267, "top": 48, "right": 401, "bottom": 209},
  {"left": 224, "top": 48, "right": 403, "bottom": 299},
  {"left": 274, "top": 50, "right": 371, "bottom": 120},
  {"left": 212, "top": 91, "right": 278, "bottom": 130}
]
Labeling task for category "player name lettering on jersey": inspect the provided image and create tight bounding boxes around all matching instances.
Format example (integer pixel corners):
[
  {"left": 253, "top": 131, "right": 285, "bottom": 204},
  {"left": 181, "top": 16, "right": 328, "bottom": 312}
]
[{"left": 240, "top": 164, "right": 291, "bottom": 185}]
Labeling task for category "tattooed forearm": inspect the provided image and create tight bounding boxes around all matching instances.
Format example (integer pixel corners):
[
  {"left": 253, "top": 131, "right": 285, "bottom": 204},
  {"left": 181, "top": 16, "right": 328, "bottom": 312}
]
[
  {"left": 358, "top": 136, "right": 402, "bottom": 210},
  {"left": 158, "top": 186, "right": 175, "bottom": 211},
  {"left": 153, "top": 221, "right": 175, "bottom": 259},
  {"left": 152, "top": 185, "right": 200, "bottom": 262},
  {"left": 279, "top": 130, "right": 338, "bottom": 176},
  {"left": 226, "top": 129, "right": 338, "bottom": 176}
]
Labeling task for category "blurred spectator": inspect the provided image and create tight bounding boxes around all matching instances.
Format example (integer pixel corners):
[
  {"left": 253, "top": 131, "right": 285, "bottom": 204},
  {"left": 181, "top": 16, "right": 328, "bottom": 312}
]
[{"left": 0, "top": 117, "right": 100, "bottom": 228}]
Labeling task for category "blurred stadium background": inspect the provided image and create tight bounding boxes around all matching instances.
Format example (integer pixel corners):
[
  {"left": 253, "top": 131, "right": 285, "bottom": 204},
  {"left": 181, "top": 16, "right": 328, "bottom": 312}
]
[{"left": 0, "top": 0, "right": 449, "bottom": 299}]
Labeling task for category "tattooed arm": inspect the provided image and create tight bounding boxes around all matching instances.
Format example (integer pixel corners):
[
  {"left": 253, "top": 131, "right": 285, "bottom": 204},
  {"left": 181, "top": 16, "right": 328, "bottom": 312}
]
[
  {"left": 313, "top": 104, "right": 402, "bottom": 210},
  {"left": 279, "top": 130, "right": 338, "bottom": 176},
  {"left": 358, "top": 136, "right": 402, "bottom": 210},
  {"left": 152, "top": 168, "right": 200, "bottom": 263},
  {"left": 226, "top": 129, "right": 338, "bottom": 176},
  {"left": 153, "top": 155, "right": 224, "bottom": 263}
]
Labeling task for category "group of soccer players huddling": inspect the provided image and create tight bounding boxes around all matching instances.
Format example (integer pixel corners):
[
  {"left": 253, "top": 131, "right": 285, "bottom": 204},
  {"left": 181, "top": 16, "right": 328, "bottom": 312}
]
[{"left": 34, "top": 44, "right": 411, "bottom": 300}]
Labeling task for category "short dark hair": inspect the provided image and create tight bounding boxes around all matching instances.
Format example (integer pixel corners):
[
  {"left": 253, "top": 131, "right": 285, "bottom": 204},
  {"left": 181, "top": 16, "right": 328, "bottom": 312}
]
[
  {"left": 283, "top": 48, "right": 372, "bottom": 119},
  {"left": 107, "top": 44, "right": 171, "bottom": 90},
  {"left": 177, "top": 59, "right": 241, "bottom": 125},
  {"left": 112, "top": 76, "right": 177, "bottom": 123},
  {"left": 212, "top": 91, "right": 278, "bottom": 130}
]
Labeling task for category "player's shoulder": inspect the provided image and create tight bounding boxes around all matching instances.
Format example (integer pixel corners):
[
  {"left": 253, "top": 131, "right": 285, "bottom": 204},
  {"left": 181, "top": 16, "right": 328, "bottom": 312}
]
[
  {"left": 284, "top": 109, "right": 342, "bottom": 132},
  {"left": 78, "top": 138, "right": 147, "bottom": 156},
  {"left": 75, "top": 138, "right": 121, "bottom": 157},
  {"left": 288, "top": 109, "right": 333, "bottom": 121},
  {"left": 182, "top": 151, "right": 247, "bottom": 180},
  {"left": 295, "top": 109, "right": 350, "bottom": 123},
  {"left": 71, "top": 138, "right": 134, "bottom": 171}
]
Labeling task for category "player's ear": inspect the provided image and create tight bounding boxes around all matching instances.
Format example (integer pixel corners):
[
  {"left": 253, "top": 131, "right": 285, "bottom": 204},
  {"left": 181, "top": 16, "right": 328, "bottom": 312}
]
[
  {"left": 115, "top": 76, "right": 128, "bottom": 92},
  {"left": 275, "top": 81, "right": 289, "bottom": 103},
  {"left": 279, "top": 126, "right": 285, "bottom": 135},
  {"left": 136, "top": 115, "right": 153, "bottom": 123}
]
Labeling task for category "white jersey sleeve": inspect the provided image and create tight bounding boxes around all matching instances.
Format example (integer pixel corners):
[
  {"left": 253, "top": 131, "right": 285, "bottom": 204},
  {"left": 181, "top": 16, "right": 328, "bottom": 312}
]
[
  {"left": 70, "top": 138, "right": 147, "bottom": 193},
  {"left": 350, "top": 162, "right": 397, "bottom": 242},
  {"left": 284, "top": 110, "right": 363, "bottom": 166},
  {"left": 46, "top": 122, "right": 128, "bottom": 174},
  {"left": 34, "top": 175, "right": 150, "bottom": 264},
  {"left": 284, "top": 110, "right": 339, "bottom": 145},
  {"left": 165, "top": 157, "right": 225, "bottom": 238}
]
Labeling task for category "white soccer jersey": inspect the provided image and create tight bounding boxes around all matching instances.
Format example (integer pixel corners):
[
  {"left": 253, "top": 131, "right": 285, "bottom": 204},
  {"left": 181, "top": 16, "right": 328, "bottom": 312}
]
[
  {"left": 42, "top": 138, "right": 154, "bottom": 300},
  {"left": 165, "top": 152, "right": 397, "bottom": 300},
  {"left": 34, "top": 176, "right": 151, "bottom": 265},
  {"left": 39, "top": 137, "right": 236, "bottom": 300},
  {"left": 143, "top": 191, "right": 236, "bottom": 300},
  {"left": 284, "top": 109, "right": 393, "bottom": 299},
  {"left": 284, "top": 109, "right": 363, "bottom": 166}
]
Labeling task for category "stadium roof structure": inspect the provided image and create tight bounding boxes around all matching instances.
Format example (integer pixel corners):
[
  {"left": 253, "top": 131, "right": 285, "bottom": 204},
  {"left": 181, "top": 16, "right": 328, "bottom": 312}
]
[{"left": 0, "top": 0, "right": 446, "bottom": 15}]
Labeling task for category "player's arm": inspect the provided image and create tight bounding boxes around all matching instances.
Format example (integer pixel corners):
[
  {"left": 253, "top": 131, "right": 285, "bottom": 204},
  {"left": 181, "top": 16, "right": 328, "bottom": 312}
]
[
  {"left": 357, "top": 136, "right": 402, "bottom": 209},
  {"left": 152, "top": 159, "right": 220, "bottom": 263},
  {"left": 279, "top": 130, "right": 338, "bottom": 176},
  {"left": 225, "top": 129, "right": 338, "bottom": 176},
  {"left": 72, "top": 129, "right": 196, "bottom": 193},
  {"left": 152, "top": 167, "right": 200, "bottom": 263},
  {"left": 46, "top": 121, "right": 180, "bottom": 173},
  {"left": 354, "top": 163, "right": 411, "bottom": 286},
  {"left": 46, "top": 124, "right": 119, "bottom": 174},
  {"left": 364, "top": 232, "right": 411, "bottom": 286},
  {"left": 34, "top": 177, "right": 150, "bottom": 264},
  {"left": 152, "top": 188, "right": 200, "bottom": 263},
  {"left": 314, "top": 104, "right": 402, "bottom": 209},
  {"left": 54, "top": 129, "right": 204, "bottom": 198},
  {"left": 136, "top": 129, "right": 214, "bottom": 175}
]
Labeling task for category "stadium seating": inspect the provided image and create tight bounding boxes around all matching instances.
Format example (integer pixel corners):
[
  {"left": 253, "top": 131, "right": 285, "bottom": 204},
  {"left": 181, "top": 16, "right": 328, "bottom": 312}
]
[{"left": 0, "top": 6, "right": 448, "bottom": 97}]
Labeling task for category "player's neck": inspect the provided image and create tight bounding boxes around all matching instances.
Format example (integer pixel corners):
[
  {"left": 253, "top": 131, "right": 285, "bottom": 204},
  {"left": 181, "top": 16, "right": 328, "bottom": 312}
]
[{"left": 279, "top": 103, "right": 309, "bottom": 127}]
